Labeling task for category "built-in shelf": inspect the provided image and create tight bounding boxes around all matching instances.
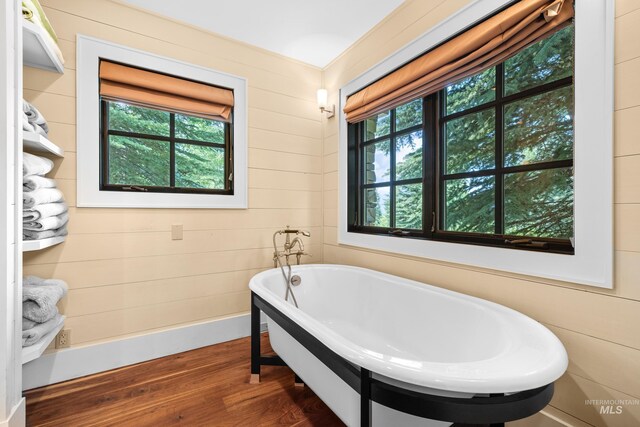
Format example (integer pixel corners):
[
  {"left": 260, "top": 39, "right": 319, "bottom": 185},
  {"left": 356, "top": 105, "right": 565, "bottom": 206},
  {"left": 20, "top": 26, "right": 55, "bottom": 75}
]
[
  {"left": 22, "top": 321, "right": 64, "bottom": 364},
  {"left": 23, "top": 131, "right": 64, "bottom": 157},
  {"left": 22, "top": 20, "right": 64, "bottom": 74},
  {"left": 22, "top": 236, "right": 65, "bottom": 252}
]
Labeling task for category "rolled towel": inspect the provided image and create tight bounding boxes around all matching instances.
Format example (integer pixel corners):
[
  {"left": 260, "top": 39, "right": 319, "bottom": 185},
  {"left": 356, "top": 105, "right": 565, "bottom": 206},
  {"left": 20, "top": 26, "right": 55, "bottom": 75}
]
[
  {"left": 23, "top": 188, "right": 63, "bottom": 208},
  {"left": 22, "top": 100, "right": 48, "bottom": 133},
  {"left": 24, "top": 212, "right": 68, "bottom": 231},
  {"left": 22, "top": 314, "right": 65, "bottom": 347},
  {"left": 23, "top": 226, "right": 68, "bottom": 241},
  {"left": 23, "top": 202, "right": 67, "bottom": 222},
  {"left": 22, "top": 276, "right": 68, "bottom": 323},
  {"left": 23, "top": 152, "right": 53, "bottom": 177},
  {"left": 23, "top": 175, "right": 56, "bottom": 191},
  {"left": 22, "top": 0, "right": 59, "bottom": 44}
]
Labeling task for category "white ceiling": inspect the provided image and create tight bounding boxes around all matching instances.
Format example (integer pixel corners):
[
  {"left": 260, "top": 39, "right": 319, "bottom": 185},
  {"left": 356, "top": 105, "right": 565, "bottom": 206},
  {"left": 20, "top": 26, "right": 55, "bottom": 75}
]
[{"left": 121, "top": 0, "right": 405, "bottom": 67}]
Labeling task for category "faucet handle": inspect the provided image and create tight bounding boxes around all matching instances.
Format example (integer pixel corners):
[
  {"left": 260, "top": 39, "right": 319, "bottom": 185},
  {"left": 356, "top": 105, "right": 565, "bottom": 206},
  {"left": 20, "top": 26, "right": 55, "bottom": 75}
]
[{"left": 295, "top": 251, "right": 311, "bottom": 265}]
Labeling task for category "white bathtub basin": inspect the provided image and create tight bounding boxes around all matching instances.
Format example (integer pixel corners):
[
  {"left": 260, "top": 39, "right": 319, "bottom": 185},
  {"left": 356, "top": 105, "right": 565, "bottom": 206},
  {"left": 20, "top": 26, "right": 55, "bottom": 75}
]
[{"left": 249, "top": 264, "right": 568, "bottom": 425}]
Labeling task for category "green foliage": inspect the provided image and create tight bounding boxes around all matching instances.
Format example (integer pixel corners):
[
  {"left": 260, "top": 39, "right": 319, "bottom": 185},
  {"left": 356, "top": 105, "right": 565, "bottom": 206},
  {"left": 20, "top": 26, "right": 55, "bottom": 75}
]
[
  {"left": 445, "top": 67, "right": 496, "bottom": 115},
  {"left": 108, "top": 136, "right": 169, "bottom": 186},
  {"left": 445, "top": 109, "right": 495, "bottom": 174},
  {"left": 363, "top": 25, "right": 575, "bottom": 238},
  {"left": 504, "top": 26, "right": 574, "bottom": 96},
  {"left": 107, "top": 102, "right": 226, "bottom": 190},
  {"left": 445, "top": 176, "right": 495, "bottom": 233},
  {"left": 504, "top": 168, "right": 573, "bottom": 238}
]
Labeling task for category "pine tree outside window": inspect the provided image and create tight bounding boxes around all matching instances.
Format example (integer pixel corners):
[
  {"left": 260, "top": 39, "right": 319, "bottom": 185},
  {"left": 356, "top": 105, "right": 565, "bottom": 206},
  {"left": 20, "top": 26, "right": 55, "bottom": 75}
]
[{"left": 348, "top": 25, "right": 575, "bottom": 254}]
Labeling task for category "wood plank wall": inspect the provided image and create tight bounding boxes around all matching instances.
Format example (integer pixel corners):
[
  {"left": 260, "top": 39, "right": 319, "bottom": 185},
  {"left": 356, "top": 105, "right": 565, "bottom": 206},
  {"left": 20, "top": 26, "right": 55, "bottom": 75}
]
[
  {"left": 321, "top": 1, "right": 640, "bottom": 426},
  {"left": 22, "top": 0, "right": 324, "bottom": 348}
]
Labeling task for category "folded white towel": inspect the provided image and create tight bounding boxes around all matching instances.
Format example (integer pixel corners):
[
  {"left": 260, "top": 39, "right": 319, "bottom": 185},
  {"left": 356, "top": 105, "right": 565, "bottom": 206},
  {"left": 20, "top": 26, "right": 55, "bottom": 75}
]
[
  {"left": 23, "top": 175, "right": 56, "bottom": 191},
  {"left": 23, "top": 100, "right": 48, "bottom": 133},
  {"left": 22, "top": 114, "right": 35, "bottom": 132},
  {"left": 24, "top": 212, "right": 68, "bottom": 231},
  {"left": 23, "top": 226, "right": 68, "bottom": 241},
  {"left": 22, "top": 314, "right": 65, "bottom": 347},
  {"left": 23, "top": 202, "right": 67, "bottom": 222},
  {"left": 23, "top": 188, "right": 63, "bottom": 208},
  {"left": 23, "top": 152, "right": 53, "bottom": 177},
  {"left": 23, "top": 276, "right": 68, "bottom": 323},
  {"left": 33, "top": 124, "right": 48, "bottom": 137},
  {"left": 22, "top": 316, "right": 41, "bottom": 331}
]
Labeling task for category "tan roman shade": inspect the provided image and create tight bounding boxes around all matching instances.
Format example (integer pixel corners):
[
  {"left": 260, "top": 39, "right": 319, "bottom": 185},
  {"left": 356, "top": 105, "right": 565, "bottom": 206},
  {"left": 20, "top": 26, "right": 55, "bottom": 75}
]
[
  {"left": 99, "top": 60, "right": 234, "bottom": 122},
  {"left": 344, "top": 0, "right": 573, "bottom": 123}
]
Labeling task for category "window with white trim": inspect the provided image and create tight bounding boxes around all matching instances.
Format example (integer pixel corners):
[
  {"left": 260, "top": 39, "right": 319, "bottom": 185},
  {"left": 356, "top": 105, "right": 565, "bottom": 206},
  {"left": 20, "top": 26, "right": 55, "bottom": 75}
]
[{"left": 77, "top": 36, "right": 247, "bottom": 209}]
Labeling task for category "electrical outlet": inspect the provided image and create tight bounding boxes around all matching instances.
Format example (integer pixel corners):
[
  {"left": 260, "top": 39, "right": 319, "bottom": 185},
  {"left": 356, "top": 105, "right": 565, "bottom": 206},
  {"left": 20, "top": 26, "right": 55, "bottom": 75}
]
[
  {"left": 171, "top": 224, "right": 183, "bottom": 240},
  {"left": 55, "top": 329, "right": 71, "bottom": 349}
]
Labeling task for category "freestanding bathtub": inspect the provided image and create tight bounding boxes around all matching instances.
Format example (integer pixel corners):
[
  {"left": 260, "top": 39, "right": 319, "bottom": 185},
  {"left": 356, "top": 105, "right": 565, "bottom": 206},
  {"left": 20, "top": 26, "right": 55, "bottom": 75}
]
[{"left": 249, "top": 264, "right": 568, "bottom": 426}]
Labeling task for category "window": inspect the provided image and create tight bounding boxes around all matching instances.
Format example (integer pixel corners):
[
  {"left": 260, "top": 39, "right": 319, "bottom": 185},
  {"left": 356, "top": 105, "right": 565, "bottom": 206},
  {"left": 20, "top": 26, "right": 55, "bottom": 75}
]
[
  {"left": 77, "top": 36, "right": 247, "bottom": 209},
  {"left": 340, "top": 0, "right": 613, "bottom": 288},
  {"left": 348, "top": 26, "right": 574, "bottom": 254},
  {"left": 101, "top": 100, "right": 232, "bottom": 194}
]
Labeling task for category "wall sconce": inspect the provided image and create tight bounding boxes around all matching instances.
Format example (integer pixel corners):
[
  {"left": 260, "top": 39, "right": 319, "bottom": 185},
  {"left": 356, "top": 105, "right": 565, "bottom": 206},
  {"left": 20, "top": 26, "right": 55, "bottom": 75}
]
[{"left": 317, "top": 89, "right": 335, "bottom": 118}]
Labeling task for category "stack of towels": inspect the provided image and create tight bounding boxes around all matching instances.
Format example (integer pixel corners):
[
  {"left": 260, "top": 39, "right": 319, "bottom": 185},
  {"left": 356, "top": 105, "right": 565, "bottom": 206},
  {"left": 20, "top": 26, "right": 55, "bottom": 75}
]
[
  {"left": 22, "top": 100, "right": 49, "bottom": 137},
  {"left": 22, "top": 276, "right": 67, "bottom": 347},
  {"left": 23, "top": 152, "right": 68, "bottom": 241}
]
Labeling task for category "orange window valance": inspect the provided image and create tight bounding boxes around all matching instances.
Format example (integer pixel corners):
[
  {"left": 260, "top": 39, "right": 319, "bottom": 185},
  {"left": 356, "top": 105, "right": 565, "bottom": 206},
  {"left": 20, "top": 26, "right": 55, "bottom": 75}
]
[
  {"left": 99, "top": 60, "right": 234, "bottom": 122},
  {"left": 343, "top": 0, "right": 574, "bottom": 123}
]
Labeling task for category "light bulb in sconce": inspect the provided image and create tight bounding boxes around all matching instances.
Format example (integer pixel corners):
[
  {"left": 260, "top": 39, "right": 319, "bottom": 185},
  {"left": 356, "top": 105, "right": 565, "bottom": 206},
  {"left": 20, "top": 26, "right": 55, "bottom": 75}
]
[{"left": 317, "top": 89, "right": 335, "bottom": 118}]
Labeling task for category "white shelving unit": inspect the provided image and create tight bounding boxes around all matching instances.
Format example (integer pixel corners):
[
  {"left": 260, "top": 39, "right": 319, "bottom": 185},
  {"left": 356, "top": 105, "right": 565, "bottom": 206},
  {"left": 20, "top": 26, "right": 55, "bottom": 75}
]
[
  {"left": 22, "top": 236, "right": 66, "bottom": 252},
  {"left": 22, "top": 20, "right": 64, "bottom": 73},
  {"left": 22, "top": 321, "right": 64, "bottom": 365},
  {"left": 23, "top": 130, "right": 64, "bottom": 157}
]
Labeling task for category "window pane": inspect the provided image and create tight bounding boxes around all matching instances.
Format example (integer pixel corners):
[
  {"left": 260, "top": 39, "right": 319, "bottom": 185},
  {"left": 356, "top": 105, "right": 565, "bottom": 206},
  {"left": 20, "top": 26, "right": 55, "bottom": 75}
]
[
  {"left": 504, "top": 26, "right": 574, "bottom": 96},
  {"left": 364, "top": 111, "right": 390, "bottom": 141},
  {"left": 445, "top": 109, "right": 495, "bottom": 174},
  {"left": 444, "top": 176, "right": 495, "bottom": 234},
  {"left": 396, "top": 131, "right": 422, "bottom": 180},
  {"left": 504, "top": 86, "right": 573, "bottom": 167},
  {"left": 396, "top": 184, "right": 422, "bottom": 229},
  {"left": 175, "top": 114, "right": 225, "bottom": 143},
  {"left": 175, "top": 144, "right": 225, "bottom": 189},
  {"left": 363, "top": 140, "right": 390, "bottom": 184},
  {"left": 445, "top": 67, "right": 496, "bottom": 115},
  {"left": 395, "top": 99, "right": 422, "bottom": 131},
  {"left": 364, "top": 187, "right": 390, "bottom": 228},
  {"left": 108, "top": 101, "right": 170, "bottom": 136},
  {"left": 108, "top": 135, "right": 169, "bottom": 186},
  {"left": 504, "top": 168, "right": 573, "bottom": 239}
]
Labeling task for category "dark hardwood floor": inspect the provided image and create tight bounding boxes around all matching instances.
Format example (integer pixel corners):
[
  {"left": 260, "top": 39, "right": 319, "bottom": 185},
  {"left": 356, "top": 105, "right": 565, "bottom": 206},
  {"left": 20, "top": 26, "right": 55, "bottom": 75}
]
[{"left": 25, "top": 333, "right": 345, "bottom": 426}]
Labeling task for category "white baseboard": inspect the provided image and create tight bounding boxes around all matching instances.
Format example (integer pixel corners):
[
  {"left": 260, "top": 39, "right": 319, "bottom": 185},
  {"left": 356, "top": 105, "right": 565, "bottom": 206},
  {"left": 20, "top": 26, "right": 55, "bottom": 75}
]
[
  {"left": 23, "top": 313, "right": 267, "bottom": 390},
  {"left": 0, "top": 398, "right": 25, "bottom": 427}
]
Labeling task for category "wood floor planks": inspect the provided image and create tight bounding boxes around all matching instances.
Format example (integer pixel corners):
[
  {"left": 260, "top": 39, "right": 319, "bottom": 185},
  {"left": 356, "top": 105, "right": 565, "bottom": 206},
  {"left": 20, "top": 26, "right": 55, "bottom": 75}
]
[{"left": 25, "top": 334, "right": 344, "bottom": 427}]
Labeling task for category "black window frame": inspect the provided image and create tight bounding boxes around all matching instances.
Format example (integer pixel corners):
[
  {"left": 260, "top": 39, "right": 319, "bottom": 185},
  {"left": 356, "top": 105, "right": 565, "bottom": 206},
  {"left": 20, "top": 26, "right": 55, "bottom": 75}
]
[
  {"left": 99, "top": 99, "right": 234, "bottom": 195},
  {"left": 348, "top": 37, "right": 575, "bottom": 255}
]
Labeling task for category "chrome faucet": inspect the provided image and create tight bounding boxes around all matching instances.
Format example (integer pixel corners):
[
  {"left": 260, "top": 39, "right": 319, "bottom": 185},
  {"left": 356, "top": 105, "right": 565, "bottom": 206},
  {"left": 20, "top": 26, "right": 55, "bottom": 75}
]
[{"left": 272, "top": 226, "right": 311, "bottom": 307}]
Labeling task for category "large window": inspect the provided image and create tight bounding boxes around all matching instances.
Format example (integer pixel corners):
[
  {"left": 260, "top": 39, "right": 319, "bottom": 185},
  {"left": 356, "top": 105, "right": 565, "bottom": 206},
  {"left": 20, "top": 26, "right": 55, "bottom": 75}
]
[
  {"left": 101, "top": 101, "right": 232, "bottom": 194},
  {"left": 348, "top": 26, "right": 575, "bottom": 254}
]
